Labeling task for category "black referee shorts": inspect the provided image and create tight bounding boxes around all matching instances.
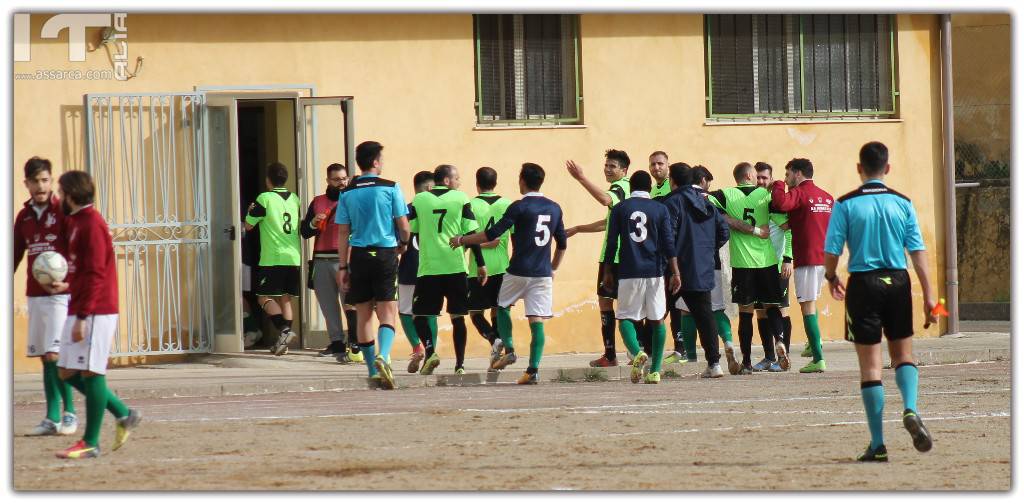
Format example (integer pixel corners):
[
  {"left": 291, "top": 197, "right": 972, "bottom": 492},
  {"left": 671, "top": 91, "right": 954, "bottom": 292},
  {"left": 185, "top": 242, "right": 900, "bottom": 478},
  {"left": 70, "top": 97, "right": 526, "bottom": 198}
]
[
  {"left": 346, "top": 246, "right": 399, "bottom": 304},
  {"left": 844, "top": 269, "right": 914, "bottom": 345},
  {"left": 413, "top": 273, "right": 469, "bottom": 316}
]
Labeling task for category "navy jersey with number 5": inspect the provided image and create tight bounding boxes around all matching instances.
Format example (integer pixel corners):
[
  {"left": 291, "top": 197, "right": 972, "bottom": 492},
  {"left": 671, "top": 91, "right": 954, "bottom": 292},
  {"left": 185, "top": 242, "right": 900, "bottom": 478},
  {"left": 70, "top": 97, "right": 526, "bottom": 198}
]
[
  {"left": 603, "top": 194, "right": 676, "bottom": 279},
  {"left": 483, "top": 193, "right": 567, "bottom": 277}
]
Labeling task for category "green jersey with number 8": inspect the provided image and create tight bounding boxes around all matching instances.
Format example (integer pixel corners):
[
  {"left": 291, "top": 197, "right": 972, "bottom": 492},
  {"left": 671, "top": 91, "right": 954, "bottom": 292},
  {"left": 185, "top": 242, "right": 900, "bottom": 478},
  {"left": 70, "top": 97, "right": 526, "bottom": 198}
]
[
  {"left": 245, "top": 187, "right": 302, "bottom": 267},
  {"left": 709, "top": 184, "right": 776, "bottom": 269}
]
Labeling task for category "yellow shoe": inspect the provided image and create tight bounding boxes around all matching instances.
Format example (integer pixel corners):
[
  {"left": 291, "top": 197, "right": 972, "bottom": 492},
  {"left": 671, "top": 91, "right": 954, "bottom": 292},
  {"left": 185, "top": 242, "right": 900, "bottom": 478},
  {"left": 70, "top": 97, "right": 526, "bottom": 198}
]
[
  {"left": 630, "top": 351, "right": 648, "bottom": 384},
  {"left": 348, "top": 349, "right": 364, "bottom": 363},
  {"left": 516, "top": 371, "right": 538, "bottom": 385},
  {"left": 644, "top": 371, "right": 661, "bottom": 384},
  {"left": 112, "top": 409, "right": 142, "bottom": 451}
]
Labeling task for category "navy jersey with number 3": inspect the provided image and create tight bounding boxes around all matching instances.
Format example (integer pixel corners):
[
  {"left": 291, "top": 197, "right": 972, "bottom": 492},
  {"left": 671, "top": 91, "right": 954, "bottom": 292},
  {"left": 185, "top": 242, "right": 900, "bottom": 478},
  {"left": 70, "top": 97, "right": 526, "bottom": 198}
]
[
  {"left": 603, "top": 195, "right": 676, "bottom": 279},
  {"left": 484, "top": 193, "right": 567, "bottom": 277}
]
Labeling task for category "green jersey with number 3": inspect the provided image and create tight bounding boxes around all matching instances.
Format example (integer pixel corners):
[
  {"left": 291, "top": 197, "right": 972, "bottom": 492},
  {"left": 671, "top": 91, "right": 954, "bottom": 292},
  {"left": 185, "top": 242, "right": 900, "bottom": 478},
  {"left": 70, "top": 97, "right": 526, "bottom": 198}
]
[
  {"left": 409, "top": 186, "right": 481, "bottom": 276},
  {"left": 245, "top": 187, "right": 301, "bottom": 267},
  {"left": 709, "top": 184, "right": 776, "bottom": 269}
]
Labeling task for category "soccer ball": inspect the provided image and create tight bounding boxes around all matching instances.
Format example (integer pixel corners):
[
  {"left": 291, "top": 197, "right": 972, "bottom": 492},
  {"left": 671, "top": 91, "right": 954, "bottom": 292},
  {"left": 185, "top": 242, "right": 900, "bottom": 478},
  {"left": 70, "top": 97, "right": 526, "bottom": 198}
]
[{"left": 32, "top": 251, "right": 68, "bottom": 286}]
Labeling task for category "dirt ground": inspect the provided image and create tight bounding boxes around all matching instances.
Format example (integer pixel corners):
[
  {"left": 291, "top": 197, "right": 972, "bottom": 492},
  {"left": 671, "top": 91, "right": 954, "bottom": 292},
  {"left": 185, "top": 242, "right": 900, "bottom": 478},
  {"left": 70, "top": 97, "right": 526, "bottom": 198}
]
[{"left": 12, "top": 361, "right": 1011, "bottom": 491}]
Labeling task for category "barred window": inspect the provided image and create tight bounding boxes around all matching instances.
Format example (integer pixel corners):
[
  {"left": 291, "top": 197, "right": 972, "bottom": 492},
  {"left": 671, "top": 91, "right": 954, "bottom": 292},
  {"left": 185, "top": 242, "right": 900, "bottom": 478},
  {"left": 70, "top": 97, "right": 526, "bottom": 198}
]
[
  {"left": 474, "top": 14, "right": 581, "bottom": 125},
  {"left": 705, "top": 14, "right": 897, "bottom": 119}
]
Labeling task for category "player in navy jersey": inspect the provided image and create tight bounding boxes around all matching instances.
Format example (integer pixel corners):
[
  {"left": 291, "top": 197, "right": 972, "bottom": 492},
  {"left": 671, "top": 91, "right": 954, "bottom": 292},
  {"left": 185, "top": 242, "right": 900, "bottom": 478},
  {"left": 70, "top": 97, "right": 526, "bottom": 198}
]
[
  {"left": 453, "top": 163, "right": 567, "bottom": 385},
  {"left": 603, "top": 171, "right": 681, "bottom": 384}
]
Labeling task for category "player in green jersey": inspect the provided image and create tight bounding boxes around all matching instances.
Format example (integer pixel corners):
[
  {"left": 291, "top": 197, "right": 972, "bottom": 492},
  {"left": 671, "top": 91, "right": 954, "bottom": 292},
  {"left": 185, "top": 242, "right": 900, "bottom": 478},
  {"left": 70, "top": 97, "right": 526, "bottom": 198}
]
[
  {"left": 565, "top": 149, "right": 632, "bottom": 368},
  {"left": 753, "top": 162, "right": 795, "bottom": 373},
  {"left": 708, "top": 162, "right": 790, "bottom": 374},
  {"left": 409, "top": 164, "right": 487, "bottom": 375},
  {"left": 466, "top": 167, "right": 513, "bottom": 367},
  {"left": 244, "top": 162, "right": 302, "bottom": 357}
]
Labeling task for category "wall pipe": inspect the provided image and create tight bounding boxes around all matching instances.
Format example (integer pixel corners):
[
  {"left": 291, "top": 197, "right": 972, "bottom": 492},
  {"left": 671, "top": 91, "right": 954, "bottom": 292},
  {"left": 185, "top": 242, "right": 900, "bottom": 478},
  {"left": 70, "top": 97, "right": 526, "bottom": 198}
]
[{"left": 940, "top": 14, "right": 961, "bottom": 335}]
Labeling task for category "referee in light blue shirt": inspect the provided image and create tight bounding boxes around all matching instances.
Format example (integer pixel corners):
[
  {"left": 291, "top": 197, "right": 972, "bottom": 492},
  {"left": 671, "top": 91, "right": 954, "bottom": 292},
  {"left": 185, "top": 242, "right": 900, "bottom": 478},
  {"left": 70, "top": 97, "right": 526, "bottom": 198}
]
[
  {"left": 823, "top": 141, "right": 938, "bottom": 463},
  {"left": 335, "top": 140, "right": 410, "bottom": 389}
]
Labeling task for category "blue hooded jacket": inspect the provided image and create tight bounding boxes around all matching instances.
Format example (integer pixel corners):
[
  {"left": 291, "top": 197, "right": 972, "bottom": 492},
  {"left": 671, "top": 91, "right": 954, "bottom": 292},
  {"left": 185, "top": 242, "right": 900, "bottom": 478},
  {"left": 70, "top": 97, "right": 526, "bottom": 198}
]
[{"left": 663, "top": 185, "right": 730, "bottom": 292}]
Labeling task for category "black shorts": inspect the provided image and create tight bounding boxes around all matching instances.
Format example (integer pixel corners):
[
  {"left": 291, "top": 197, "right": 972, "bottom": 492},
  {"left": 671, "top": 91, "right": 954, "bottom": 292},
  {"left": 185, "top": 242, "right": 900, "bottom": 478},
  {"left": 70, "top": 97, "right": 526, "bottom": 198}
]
[
  {"left": 468, "top": 274, "right": 504, "bottom": 312},
  {"left": 844, "top": 269, "right": 914, "bottom": 345},
  {"left": 346, "top": 247, "right": 399, "bottom": 304},
  {"left": 413, "top": 273, "right": 469, "bottom": 316},
  {"left": 597, "top": 262, "right": 619, "bottom": 299},
  {"left": 731, "top": 266, "right": 784, "bottom": 306},
  {"left": 754, "top": 269, "right": 790, "bottom": 309},
  {"left": 255, "top": 266, "right": 301, "bottom": 297}
]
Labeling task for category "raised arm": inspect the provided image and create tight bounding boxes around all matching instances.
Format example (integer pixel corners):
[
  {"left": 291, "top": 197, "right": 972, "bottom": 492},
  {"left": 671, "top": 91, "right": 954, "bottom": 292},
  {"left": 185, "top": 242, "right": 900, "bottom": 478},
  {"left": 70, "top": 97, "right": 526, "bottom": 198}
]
[
  {"left": 770, "top": 180, "right": 802, "bottom": 213},
  {"left": 567, "top": 160, "right": 613, "bottom": 207}
]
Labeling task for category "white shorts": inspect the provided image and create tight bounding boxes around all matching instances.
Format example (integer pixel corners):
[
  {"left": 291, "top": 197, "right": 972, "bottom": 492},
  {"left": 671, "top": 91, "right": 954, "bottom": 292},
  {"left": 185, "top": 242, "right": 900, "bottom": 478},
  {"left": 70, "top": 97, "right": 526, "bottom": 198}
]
[
  {"left": 398, "top": 284, "right": 415, "bottom": 315},
  {"left": 676, "top": 270, "right": 727, "bottom": 312},
  {"left": 795, "top": 265, "right": 825, "bottom": 303},
  {"left": 57, "top": 314, "right": 118, "bottom": 375},
  {"left": 242, "top": 264, "right": 252, "bottom": 292},
  {"left": 616, "top": 277, "right": 666, "bottom": 321},
  {"left": 26, "top": 295, "right": 69, "bottom": 357},
  {"left": 497, "top": 274, "right": 553, "bottom": 318}
]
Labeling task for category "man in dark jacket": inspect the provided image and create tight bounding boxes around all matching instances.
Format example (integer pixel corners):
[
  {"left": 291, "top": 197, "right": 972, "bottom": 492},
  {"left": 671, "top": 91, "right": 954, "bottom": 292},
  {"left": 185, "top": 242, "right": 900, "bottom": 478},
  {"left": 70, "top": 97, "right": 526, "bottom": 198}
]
[{"left": 662, "top": 164, "right": 730, "bottom": 378}]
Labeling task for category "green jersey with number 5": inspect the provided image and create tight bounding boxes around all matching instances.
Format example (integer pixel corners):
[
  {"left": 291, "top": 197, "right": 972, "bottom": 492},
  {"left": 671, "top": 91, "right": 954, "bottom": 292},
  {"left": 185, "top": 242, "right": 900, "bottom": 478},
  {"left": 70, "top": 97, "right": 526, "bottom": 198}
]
[
  {"left": 708, "top": 184, "right": 776, "bottom": 269},
  {"left": 245, "top": 187, "right": 302, "bottom": 267},
  {"left": 408, "top": 186, "right": 481, "bottom": 276}
]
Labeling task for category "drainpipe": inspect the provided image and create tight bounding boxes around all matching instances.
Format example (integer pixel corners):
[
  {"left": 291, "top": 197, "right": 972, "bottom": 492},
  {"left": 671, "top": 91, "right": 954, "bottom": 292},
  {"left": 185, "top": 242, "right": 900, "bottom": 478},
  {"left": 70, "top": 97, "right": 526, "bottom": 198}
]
[{"left": 940, "top": 14, "right": 960, "bottom": 335}]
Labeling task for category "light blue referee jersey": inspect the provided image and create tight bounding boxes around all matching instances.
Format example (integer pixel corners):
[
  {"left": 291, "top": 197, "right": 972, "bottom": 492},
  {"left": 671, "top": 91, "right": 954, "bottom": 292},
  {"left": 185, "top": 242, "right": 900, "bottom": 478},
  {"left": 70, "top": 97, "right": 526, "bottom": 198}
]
[
  {"left": 823, "top": 179, "right": 925, "bottom": 273},
  {"left": 335, "top": 173, "right": 408, "bottom": 247}
]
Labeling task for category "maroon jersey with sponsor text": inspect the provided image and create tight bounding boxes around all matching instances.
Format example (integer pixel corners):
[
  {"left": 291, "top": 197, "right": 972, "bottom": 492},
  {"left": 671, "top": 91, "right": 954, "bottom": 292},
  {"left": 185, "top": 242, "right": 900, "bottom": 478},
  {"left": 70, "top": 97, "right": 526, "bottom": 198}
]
[
  {"left": 13, "top": 194, "right": 66, "bottom": 297},
  {"left": 64, "top": 205, "right": 118, "bottom": 316},
  {"left": 770, "top": 179, "right": 834, "bottom": 267}
]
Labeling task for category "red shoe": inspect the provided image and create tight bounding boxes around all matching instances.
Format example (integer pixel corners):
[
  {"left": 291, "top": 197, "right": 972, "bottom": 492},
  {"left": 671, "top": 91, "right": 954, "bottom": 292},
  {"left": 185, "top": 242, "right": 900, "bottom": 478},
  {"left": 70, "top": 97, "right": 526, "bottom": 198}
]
[
  {"left": 589, "top": 355, "right": 618, "bottom": 367},
  {"left": 56, "top": 439, "right": 99, "bottom": 459}
]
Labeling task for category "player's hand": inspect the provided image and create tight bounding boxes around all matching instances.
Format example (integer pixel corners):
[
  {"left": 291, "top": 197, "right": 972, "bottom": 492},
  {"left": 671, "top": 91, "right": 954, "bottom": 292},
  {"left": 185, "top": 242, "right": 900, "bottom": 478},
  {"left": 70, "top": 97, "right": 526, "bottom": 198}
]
[
  {"left": 566, "top": 226, "right": 579, "bottom": 238},
  {"left": 923, "top": 296, "right": 939, "bottom": 329},
  {"left": 602, "top": 270, "right": 614, "bottom": 290},
  {"left": 448, "top": 235, "right": 461, "bottom": 249},
  {"left": 247, "top": 202, "right": 255, "bottom": 214},
  {"left": 71, "top": 318, "right": 87, "bottom": 343},
  {"left": 43, "top": 281, "right": 69, "bottom": 294},
  {"left": 828, "top": 277, "right": 846, "bottom": 301},
  {"left": 477, "top": 266, "right": 488, "bottom": 285},
  {"left": 754, "top": 225, "right": 770, "bottom": 239},
  {"left": 336, "top": 268, "right": 350, "bottom": 292},
  {"left": 397, "top": 243, "right": 408, "bottom": 255},
  {"left": 566, "top": 160, "right": 584, "bottom": 180},
  {"left": 311, "top": 212, "right": 326, "bottom": 227},
  {"left": 780, "top": 262, "right": 793, "bottom": 280},
  {"left": 669, "top": 274, "right": 682, "bottom": 294}
]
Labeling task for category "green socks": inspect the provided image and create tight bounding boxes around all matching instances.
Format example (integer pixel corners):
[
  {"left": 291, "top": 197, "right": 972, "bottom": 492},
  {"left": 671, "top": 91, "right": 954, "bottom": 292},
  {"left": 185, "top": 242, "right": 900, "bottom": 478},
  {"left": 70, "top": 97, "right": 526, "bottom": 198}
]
[
  {"left": 680, "top": 315, "right": 697, "bottom": 358},
  {"left": 399, "top": 314, "right": 420, "bottom": 348},
  {"left": 803, "top": 312, "right": 824, "bottom": 361},
  {"left": 617, "top": 319, "right": 642, "bottom": 357},
  {"left": 714, "top": 310, "right": 733, "bottom": 344},
  {"left": 63, "top": 373, "right": 128, "bottom": 418},
  {"left": 528, "top": 322, "right": 545, "bottom": 370},
  {"left": 82, "top": 374, "right": 111, "bottom": 447},
  {"left": 428, "top": 316, "right": 438, "bottom": 350},
  {"left": 497, "top": 307, "right": 515, "bottom": 352},
  {"left": 650, "top": 323, "right": 667, "bottom": 372},
  {"left": 42, "top": 361, "right": 64, "bottom": 422}
]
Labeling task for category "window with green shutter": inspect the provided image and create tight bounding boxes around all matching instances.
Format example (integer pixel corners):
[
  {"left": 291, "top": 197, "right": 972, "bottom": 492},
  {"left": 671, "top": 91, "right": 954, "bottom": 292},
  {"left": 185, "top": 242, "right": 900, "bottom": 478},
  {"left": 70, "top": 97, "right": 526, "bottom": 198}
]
[
  {"left": 705, "top": 14, "right": 898, "bottom": 121},
  {"left": 474, "top": 14, "right": 582, "bottom": 126}
]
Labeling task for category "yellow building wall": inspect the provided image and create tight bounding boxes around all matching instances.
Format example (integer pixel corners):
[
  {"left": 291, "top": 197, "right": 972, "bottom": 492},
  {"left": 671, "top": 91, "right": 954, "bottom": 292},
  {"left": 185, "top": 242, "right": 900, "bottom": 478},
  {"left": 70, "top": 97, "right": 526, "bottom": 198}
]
[{"left": 12, "top": 13, "right": 948, "bottom": 373}]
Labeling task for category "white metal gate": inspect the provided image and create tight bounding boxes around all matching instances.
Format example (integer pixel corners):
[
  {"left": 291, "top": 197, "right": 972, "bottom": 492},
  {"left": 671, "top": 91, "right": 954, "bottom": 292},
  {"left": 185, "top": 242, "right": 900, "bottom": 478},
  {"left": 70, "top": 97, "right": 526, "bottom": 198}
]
[{"left": 84, "top": 93, "right": 213, "bottom": 356}]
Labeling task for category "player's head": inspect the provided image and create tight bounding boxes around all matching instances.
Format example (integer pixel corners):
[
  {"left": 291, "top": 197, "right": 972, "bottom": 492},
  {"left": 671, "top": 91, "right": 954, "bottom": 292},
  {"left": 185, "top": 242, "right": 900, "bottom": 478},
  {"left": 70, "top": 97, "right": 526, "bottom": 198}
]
[
  {"left": 858, "top": 141, "right": 890, "bottom": 181},
  {"left": 57, "top": 170, "right": 95, "bottom": 213},
  {"left": 648, "top": 151, "right": 669, "bottom": 183},
  {"left": 326, "top": 163, "right": 348, "bottom": 190},
  {"left": 476, "top": 166, "right": 498, "bottom": 193},
  {"left": 356, "top": 141, "right": 384, "bottom": 173},
  {"left": 519, "top": 162, "right": 545, "bottom": 194},
  {"left": 604, "top": 149, "right": 630, "bottom": 182},
  {"left": 434, "top": 164, "right": 460, "bottom": 189},
  {"left": 754, "top": 162, "right": 773, "bottom": 188},
  {"left": 732, "top": 162, "right": 755, "bottom": 184},
  {"left": 668, "top": 162, "right": 692, "bottom": 190},
  {"left": 266, "top": 162, "right": 289, "bottom": 189},
  {"left": 784, "top": 158, "right": 813, "bottom": 188},
  {"left": 630, "top": 170, "right": 653, "bottom": 193},
  {"left": 413, "top": 170, "right": 434, "bottom": 194},
  {"left": 23, "top": 156, "right": 53, "bottom": 205},
  {"left": 691, "top": 165, "right": 714, "bottom": 191}
]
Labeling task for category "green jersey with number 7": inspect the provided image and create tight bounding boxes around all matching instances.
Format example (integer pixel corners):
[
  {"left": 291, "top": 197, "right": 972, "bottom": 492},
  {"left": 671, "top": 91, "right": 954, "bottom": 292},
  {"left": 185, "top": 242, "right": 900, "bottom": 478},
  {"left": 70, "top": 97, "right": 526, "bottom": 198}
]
[{"left": 408, "top": 185, "right": 481, "bottom": 276}]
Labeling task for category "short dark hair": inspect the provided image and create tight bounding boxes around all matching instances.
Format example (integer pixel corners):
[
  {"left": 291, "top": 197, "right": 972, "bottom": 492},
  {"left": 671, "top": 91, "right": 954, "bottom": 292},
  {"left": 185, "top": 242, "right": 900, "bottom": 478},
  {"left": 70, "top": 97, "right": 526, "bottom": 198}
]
[
  {"left": 24, "top": 157, "right": 52, "bottom": 180},
  {"left": 267, "top": 162, "right": 289, "bottom": 186},
  {"left": 629, "top": 170, "right": 652, "bottom": 193},
  {"left": 520, "top": 163, "right": 545, "bottom": 191},
  {"left": 326, "top": 163, "right": 346, "bottom": 176},
  {"left": 433, "top": 164, "right": 456, "bottom": 185},
  {"left": 754, "top": 162, "right": 772, "bottom": 175},
  {"left": 58, "top": 171, "right": 95, "bottom": 206},
  {"left": 733, "top": 162, "right": 754, "bottom": 182},
  {"left": 691, "top": 165, "right": 714, "bottom": 186},
  {"left": 413, "top": 171, "right": 434, "bottom": 192},
  {"left": 605, "top": 149, "right": 631, "bottom": 169},
  {"left": 859, "top": 142, "right": 888, "bottom": 176},
  {"left": 355, "top": 141, "right": 383, "bottom": 171},
  {"left": 785, "top": 158, "right": 814, "bottom": 179},
  {"left": 476, "top": 167, "right": 498, "bottom": 191},
  {"left": 669, "top": 162, "right": 692, "bottom": 187},
  {"left": 649, "top": 151, "right": 668, "bottom": 160}
]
